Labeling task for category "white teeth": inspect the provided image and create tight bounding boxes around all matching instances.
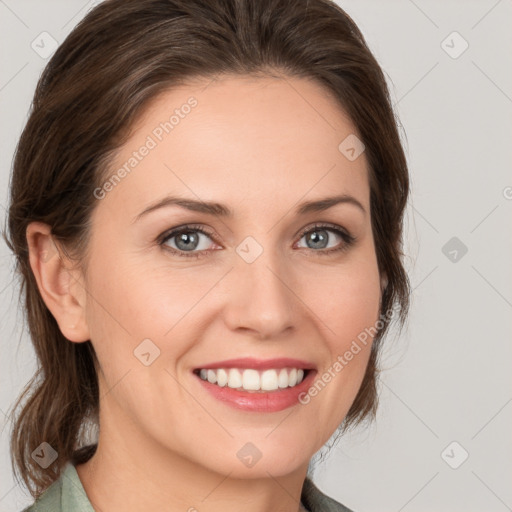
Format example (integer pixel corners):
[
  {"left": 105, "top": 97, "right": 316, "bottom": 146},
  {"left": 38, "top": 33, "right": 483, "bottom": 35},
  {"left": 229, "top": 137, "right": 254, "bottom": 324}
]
[
  {"left": 228, "top": 368, "right": 242, "bottom": 388},
  {"left": 261, "top": 369, "right": 279, "bottom": 391},
  {"left": 242, "top": 369, "right": 260, "bottom": 390},
  {"left": 197, "top": 367, "right": 308, "bottom": 392},
  {"left": 288, "top": 368, "right": 297, "bottom": 387},
  {"left": 278, "top": 368, "right": 288, "bottom": 388},
  {"left": 216, "top": 368, "right": 228, "bottom": 387}
]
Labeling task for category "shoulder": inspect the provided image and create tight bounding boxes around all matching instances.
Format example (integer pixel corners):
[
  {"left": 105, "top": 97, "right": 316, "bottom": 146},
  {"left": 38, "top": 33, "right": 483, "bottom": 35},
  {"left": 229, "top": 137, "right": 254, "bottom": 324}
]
[
  {"left": 301, "top": 476, "right": 356, "bottom": 512},
  {"left": 19, "top": 462, "right": 94, "bottom": 512},
  {"left": 19, "top": 476, "right": 63, "bottom": 512}
]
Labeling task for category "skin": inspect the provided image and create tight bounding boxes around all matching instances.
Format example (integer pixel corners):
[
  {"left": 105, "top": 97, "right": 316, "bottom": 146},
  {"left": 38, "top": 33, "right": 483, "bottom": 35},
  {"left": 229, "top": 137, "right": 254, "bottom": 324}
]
[{"left": 27, "top": 74, "right": 385, "bottom": 512}]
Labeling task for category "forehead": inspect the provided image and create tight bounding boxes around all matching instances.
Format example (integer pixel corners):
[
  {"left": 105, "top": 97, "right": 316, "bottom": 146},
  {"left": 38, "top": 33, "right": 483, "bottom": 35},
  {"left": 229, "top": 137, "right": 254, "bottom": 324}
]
[{"left": 96, "top": 74, "right": 370, "bottom": 220}]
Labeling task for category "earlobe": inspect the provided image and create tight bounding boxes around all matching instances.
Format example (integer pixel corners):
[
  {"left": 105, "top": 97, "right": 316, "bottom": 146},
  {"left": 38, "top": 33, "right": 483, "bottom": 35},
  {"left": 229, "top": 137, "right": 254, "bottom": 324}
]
[{"left": 26, "top": 222, "right": 90, "bottom": 343}]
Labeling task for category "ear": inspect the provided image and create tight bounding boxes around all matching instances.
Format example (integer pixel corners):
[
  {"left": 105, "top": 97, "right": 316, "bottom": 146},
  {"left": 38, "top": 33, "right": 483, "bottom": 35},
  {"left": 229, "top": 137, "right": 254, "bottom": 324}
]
[{"left": 26, "top": 222, "right": 90, "bottom": 343}]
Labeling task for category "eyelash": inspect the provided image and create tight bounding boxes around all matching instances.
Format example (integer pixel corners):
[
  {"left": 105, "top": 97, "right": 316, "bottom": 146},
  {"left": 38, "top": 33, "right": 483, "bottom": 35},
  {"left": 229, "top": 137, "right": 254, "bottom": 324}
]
[{"left": 158, "top": 222, "right": 356, "bottom": 259}]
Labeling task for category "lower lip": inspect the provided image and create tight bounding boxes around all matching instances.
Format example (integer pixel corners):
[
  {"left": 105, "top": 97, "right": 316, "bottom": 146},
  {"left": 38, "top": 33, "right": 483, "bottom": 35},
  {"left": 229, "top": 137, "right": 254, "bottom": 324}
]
[{"left": 193, "top": 370, "right": 316, "bottom": 412}]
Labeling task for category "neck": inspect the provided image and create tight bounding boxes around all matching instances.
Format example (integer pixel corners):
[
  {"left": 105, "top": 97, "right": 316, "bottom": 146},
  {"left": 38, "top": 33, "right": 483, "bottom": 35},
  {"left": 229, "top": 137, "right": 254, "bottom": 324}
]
[
  {"left": 75, "top": 398, "right": 310, "bottom": 512},
  {"left": 77, "top": 448, "right": 309, "bottom": 512}
]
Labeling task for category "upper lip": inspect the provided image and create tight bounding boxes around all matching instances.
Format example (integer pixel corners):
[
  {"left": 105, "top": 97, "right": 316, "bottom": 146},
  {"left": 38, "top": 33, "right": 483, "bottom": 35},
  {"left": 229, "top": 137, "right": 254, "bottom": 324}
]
[{"left": 194, "top": 357, "right": 316, "bottom": 371}]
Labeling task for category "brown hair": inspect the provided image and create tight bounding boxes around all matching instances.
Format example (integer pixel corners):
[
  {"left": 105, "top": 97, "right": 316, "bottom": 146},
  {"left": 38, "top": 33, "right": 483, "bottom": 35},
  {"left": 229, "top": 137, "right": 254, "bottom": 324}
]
[{"left": 3, "top": 0, "right": 410, "bottom": 499}]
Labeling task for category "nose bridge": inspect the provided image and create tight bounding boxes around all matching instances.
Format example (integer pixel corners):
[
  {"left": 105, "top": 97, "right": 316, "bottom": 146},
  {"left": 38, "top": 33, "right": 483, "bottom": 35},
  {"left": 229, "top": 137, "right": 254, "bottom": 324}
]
[{"left": 225, "top": 235, "right": 296, "bottom": 339}]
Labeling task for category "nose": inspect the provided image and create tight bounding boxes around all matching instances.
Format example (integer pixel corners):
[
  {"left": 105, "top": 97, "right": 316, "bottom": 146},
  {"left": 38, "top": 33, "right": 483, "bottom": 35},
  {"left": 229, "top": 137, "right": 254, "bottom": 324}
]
[{"left": 223, "top": 248, "right": 297, "bottom": 340}]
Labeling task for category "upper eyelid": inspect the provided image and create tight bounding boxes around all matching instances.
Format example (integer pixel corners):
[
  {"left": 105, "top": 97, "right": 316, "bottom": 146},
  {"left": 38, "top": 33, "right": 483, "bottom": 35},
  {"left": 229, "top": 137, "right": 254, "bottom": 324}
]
[
  {"left": 159, "top": 224, "right": 215, "bottom": 244},
  {"left": 298, "top": 222, "right": 351, "bottom": 237}
]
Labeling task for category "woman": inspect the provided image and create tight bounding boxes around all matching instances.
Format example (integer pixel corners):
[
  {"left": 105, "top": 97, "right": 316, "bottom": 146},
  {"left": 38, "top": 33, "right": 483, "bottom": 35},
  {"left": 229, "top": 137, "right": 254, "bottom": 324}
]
[{"left": 5, "top": 0, "right": 410, "bottom": 511}]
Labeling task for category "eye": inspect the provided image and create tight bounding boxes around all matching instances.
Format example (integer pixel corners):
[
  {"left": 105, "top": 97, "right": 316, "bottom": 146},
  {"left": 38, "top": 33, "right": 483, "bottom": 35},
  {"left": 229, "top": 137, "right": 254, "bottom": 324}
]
[
  {"left": 295, "top": 223, "right": 356, "bottom": 255},
  {"left": 159, "top": 224, "right": 218, "bottom": 259},
  {"left": 158, "top": 222, "right": 356, "bottom": 259}
]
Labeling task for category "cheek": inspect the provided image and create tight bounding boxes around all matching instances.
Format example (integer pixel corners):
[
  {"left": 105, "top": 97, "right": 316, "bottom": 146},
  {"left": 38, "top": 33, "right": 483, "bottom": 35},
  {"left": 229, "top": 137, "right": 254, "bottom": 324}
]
[
  {"left": 304, "top": 258, "right": 381, "bottom": 348},
  {"left": 81, "top": 255, "right": 160, "bottom": 371},
  {"left": 329, "top": 282, "right": 381, "bottom": 350},
  {"left": 297, "top": 276, "right": 380, "bottom": 437},
  {"left": 84, "top": 255, "right": 212, "bottom": 370},
  {"left": 87, "top": 253, "right": 189, "bottom": 331},
  {"left": 301, "top": 252, "right": 381, "bottom": 394}
]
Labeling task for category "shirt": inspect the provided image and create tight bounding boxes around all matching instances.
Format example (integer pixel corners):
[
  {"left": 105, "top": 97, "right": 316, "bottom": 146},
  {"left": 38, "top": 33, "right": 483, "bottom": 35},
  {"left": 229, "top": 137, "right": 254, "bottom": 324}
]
[{"left": 21, "top": 461, "right": 355, "bottom": 512}]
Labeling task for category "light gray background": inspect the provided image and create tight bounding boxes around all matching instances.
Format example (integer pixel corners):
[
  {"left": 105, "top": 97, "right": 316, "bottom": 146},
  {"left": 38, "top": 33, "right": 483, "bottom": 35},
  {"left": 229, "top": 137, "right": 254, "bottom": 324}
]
[{"left": 1, "top": 1, "right": 511, "bottom": 511}]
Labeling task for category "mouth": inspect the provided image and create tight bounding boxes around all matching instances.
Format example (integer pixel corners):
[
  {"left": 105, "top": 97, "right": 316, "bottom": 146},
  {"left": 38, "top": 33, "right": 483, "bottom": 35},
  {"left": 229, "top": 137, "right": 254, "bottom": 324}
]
[
  {"left": 191, "top": 358, "right": 317, "bottom": 412},
  {"left": 192, "top": 367, "right": 313, "bottom": 393}
]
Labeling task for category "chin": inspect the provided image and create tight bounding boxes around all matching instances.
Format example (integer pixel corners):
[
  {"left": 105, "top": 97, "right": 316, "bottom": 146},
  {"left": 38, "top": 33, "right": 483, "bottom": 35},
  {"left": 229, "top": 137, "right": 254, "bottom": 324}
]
[{"left": 197, "top": 437, "right": 312, "bottom": 479}]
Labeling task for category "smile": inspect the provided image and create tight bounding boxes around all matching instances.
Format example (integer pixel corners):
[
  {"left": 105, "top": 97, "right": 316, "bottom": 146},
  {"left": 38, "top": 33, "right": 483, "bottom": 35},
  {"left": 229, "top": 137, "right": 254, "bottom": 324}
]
[{"left": 193, "top": 367, "right": 308, "bottom": 392}]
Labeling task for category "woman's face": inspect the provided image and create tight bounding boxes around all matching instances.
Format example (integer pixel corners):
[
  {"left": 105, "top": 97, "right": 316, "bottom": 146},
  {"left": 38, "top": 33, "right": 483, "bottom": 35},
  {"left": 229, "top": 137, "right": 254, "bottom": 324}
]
[{"left": 79, "top": 74, "right": 382, "bottom": 478}]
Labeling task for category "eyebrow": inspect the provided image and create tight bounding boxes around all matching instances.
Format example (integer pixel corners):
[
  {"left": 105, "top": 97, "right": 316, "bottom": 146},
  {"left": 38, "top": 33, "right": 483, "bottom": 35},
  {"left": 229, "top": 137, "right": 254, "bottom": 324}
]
[{"left": 132, "top": 193, "right": 366, "bottom": 224}]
